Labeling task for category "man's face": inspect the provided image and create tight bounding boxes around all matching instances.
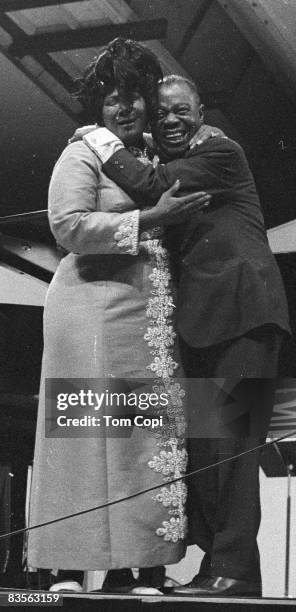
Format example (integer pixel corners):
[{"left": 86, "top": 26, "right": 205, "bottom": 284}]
[{"left": 153, "top": 82, "right": 204, "bottom": 159}]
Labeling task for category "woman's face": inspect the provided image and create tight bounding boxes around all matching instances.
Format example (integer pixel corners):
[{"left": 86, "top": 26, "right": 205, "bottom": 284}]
[{"left": 101, "top": 89, "right": 147, "bottom": 146}]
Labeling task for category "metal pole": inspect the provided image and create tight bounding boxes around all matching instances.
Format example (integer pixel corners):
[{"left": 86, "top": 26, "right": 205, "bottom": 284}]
[{"left": 284, "top": 464, "right": 293, "bottom": 598}]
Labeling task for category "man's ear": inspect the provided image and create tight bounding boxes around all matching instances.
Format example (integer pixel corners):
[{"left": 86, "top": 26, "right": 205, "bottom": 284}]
[{"left": 199, "top": 104, "right": 205, "bottom": 122}]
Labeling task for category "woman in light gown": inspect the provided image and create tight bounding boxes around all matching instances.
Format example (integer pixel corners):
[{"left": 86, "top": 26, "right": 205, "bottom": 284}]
[{"left": 27, "top": 38, "right": 210, "bottom": 593}]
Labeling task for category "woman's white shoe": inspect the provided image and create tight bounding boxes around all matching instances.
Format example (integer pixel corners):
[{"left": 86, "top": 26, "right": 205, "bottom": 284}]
[
  {"left": 130, "top": 586, "right": 163, "bottom": 595},
  {"left": 49, "top": 580, "right": 83, "bottom": 593}
]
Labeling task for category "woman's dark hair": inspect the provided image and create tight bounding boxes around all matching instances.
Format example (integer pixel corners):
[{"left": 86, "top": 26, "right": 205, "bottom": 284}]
[{"left": 75, "top": 38, "right": 163, "bottom": 124}]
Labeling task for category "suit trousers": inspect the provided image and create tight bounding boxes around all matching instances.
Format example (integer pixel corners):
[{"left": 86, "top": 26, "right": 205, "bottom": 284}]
[{"left": 180, "top": 325, "right": 284, "bottom": 583}]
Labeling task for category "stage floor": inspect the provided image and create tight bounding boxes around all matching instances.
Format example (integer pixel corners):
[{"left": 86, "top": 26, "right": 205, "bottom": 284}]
[{"left": 1, "top": 589, "right": 296, "bottom": 611}]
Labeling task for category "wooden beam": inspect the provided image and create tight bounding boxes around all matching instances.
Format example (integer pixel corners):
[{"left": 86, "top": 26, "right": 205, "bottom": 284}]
[
  {"left": 0, "top": 12, "right": 79, "bottom": 114},
  {"left": 176, "top": 0, "right": 213, "bottom": 59},
  {"left": 9, "top": 19, "right": 168, "bottom": 56},
  {"left": 0, "top": 234, "right": 61, "bottom": 275},
  {"left": 33, "top": 51, "right": 76, "bottom": 91},
  {"left": 0, "top": 0, "right": 82, "bottom": 10},
  {"left": 90, "top": 0, "right": 190, "bottom": 77},
  {"left": 1, "top": 0, "right": 186, "bottom": 121},
  {"left": 217, "top": 0, "right": 296, "bottom": 101},
  {"left": 0, "top": 43, "right": 79, "bottom": 120}
]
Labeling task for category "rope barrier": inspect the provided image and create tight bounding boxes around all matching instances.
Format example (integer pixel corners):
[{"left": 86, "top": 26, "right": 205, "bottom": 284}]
[{"left": 0, "top": 429, "right": 295, "bottom": 542}]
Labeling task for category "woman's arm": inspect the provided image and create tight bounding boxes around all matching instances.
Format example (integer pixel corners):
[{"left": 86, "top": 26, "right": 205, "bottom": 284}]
[
  {"left": 49, "top": 142, "right": 211, "bottom": 254},
  {"left": 49, "top": 142, "right": 140, "bottom": 255}
]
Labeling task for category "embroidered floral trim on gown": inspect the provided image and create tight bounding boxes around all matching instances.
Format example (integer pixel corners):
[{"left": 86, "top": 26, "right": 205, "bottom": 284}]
[
  {"left": 111, "top": 145, "right": 188, "bottom": 543},
  {"left": 114, "top": 210, "right": 139, "bottom": 255},
  {"left": 144, "top": 237, "right": 188, "bottom": 542}
]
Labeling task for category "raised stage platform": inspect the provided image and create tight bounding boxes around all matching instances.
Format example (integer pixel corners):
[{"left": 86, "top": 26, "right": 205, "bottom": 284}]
[{"left": 1, "top": 590, "right": 296, "bottom": 611}]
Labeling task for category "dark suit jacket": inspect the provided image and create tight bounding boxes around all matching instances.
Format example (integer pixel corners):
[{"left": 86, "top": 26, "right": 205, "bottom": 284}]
[{"left": 103, "top": 137, "right": 290, "bottom": 347}]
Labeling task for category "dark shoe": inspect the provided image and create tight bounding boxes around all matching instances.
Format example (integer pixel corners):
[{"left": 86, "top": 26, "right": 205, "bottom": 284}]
[
  {"left": 136, "top": 566, "right": 180, "bottom": 594},
  {"left": 101, "top": 567, "right": 164, "bottom": 595},
  {"left": 172, "top": 573, "right": 209, "bottom": 592},
  {"left": 132, "top": 566, "right": 165, "bottom": 595},
  {"left": 173, "top": 576, "right": 262, "bottom": 597},
  {"left": 101, "top": 568, "right": 137, "bottom": 594},
  {"left": 138, "top": 566, "right": 165, "bottom": 590},
  {"left": 162, "top": 576, "right": 182, "bottom": 594}
]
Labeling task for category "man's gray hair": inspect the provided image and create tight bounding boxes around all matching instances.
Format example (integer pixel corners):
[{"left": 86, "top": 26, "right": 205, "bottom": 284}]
[{"left": 160, "top": 74, "right": 201, "bottom": 103}]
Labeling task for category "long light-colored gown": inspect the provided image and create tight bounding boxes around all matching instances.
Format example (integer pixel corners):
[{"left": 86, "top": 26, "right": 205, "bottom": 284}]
[{"left": 27, "top": 141, "right": 187, "bottom": 570}]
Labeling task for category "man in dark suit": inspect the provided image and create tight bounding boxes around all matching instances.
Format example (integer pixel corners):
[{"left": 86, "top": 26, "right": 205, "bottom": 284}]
[{"left": 82, "top": 75, "right": 291, "bottom": 597}]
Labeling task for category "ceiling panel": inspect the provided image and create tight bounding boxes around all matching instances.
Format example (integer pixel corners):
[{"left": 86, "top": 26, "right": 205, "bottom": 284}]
[
  {"left": 127, "top": 0, "right": 199, "bottom": 56},
  {"left": 0, "top": 0, "right": 295, "bottom": 226},
  {"left": 181, "top": 1, "right": 253, "bottom": 96}
]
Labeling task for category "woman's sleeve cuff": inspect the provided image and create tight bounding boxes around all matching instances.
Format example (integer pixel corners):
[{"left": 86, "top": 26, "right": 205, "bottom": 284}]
[
  {"left": 83, "top": 127, "right": 124, "bottom": 163},
  {"left": 113, "top": 210, "right": 140, "bottom": 255}
]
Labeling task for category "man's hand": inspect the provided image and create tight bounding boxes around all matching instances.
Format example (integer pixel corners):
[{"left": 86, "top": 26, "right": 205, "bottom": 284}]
[
  {"left": 140, "top": 180, "right": 211, "bottom": 229},
  {"left": 68, "top": 125, "right": 97, "bottom": 144}
]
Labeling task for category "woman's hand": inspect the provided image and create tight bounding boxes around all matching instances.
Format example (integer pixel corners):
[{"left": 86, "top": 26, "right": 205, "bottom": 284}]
[{"left": 140, "top": 180, "right": 211, "bottom": 229}]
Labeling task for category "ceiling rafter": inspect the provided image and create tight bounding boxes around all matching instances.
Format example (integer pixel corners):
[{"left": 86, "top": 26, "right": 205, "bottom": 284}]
[
  {"left": 176, "top": 0, "right": 214, "bottom": 58},
  {"left": 0, "top": 11, "right": 77, "bottom": 95},
  {"left": 0, "top": 11, "right": 79, "bottom": 119},
  {"left": 0, "top": 0, "right": 82, "bottom": 11},
  {"left": 1, "top": 10, "right": 77, "bottom": 87},
  {"left": 0, "top": 0, "right": 187, "bottom": 124},
  {"left": 0, "top": 43, "right": 79, "bottom": 120},
  {"left": 97, "top": 0, "right": 189, "bottom": 77},
  {"left": 9, "top": 19, "right": 167, "bottom": 56},
  {"left": 33, "top": 51, "right": 77, "bottom": 91},
  {"left": 217, "top": 0, "right": 296, "bottom": 101}
]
